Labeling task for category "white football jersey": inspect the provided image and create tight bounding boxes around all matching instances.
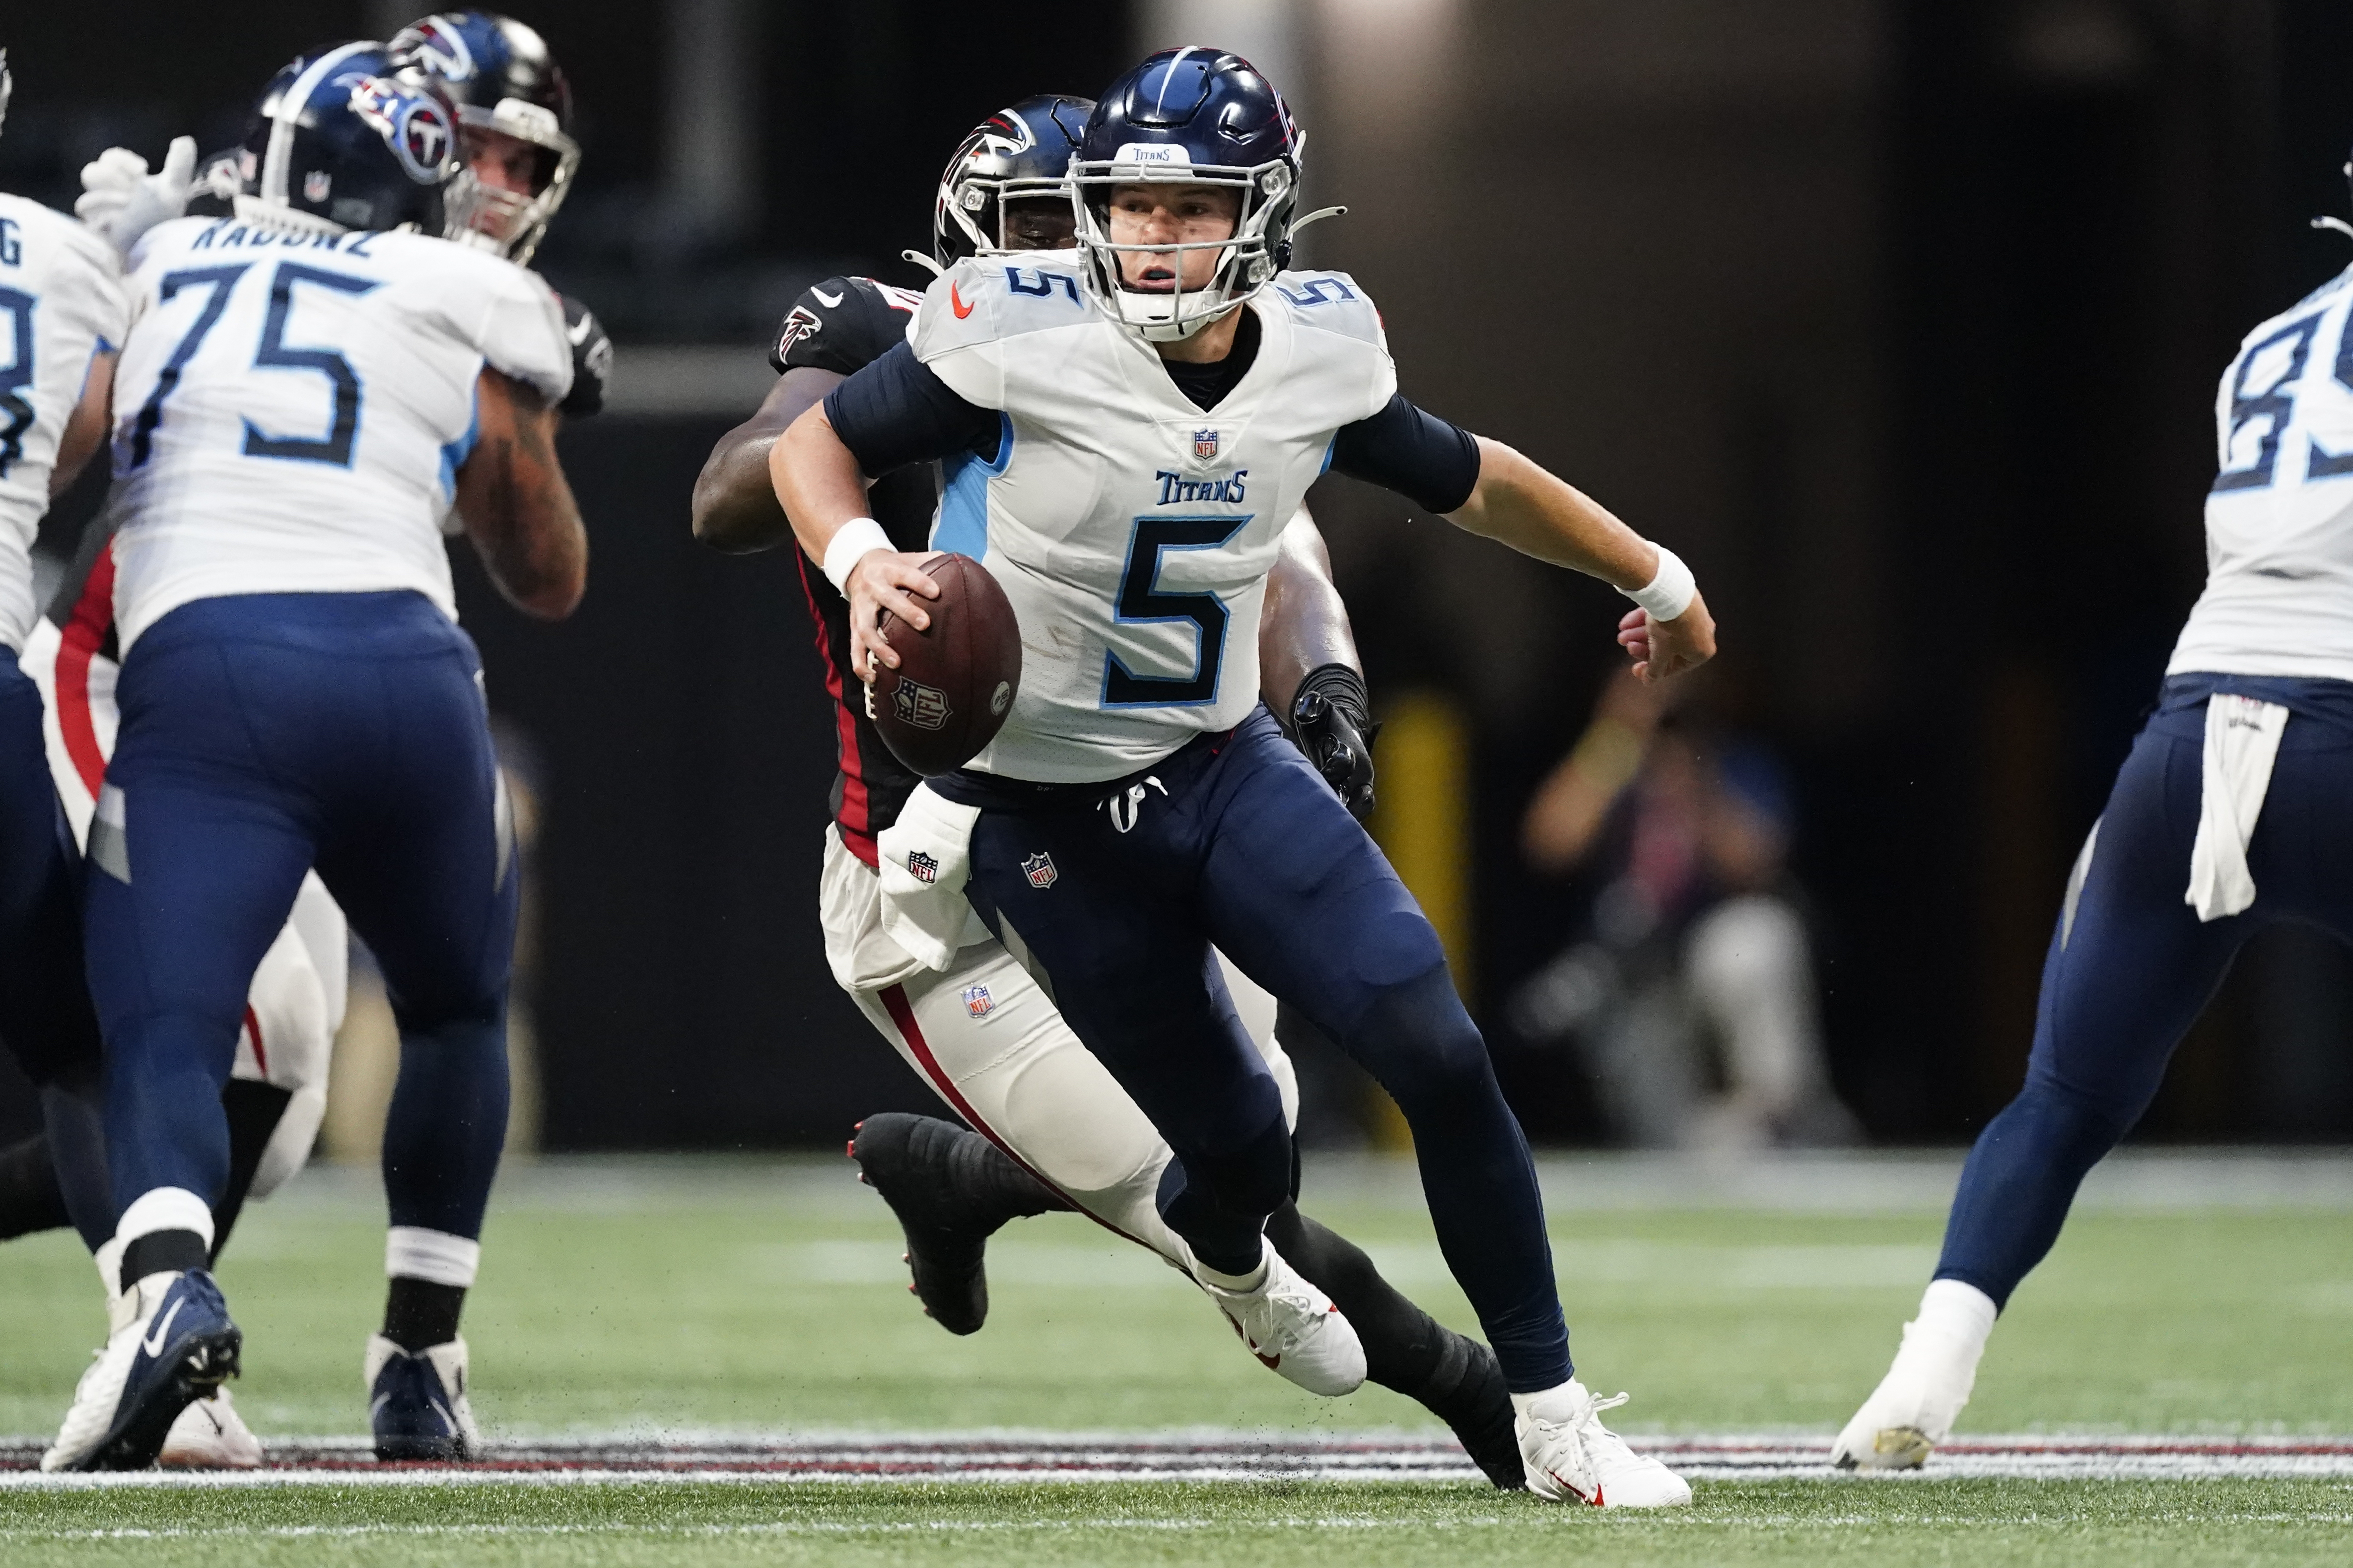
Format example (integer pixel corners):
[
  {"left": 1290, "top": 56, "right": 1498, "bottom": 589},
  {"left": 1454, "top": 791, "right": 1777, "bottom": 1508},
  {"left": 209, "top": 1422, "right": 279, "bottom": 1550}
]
[
  {"left": 913, "top": 252, "right": 1394, "bottom": 781},
  {"left": 0, "top": 195, "right": 130, "bottom": 652},
  {"left": 106, "top": 214, "right": 572, "bottom": 651},
  {"left": 2171, "top": 266, "right": 2353, "bottom": 682}
]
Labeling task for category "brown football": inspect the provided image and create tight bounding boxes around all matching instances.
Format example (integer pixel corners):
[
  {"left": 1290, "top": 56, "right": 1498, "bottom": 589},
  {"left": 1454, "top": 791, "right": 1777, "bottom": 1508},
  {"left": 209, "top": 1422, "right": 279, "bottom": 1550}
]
[{"left": 870, "top": 552, "right": 1023, "bottom": 776}]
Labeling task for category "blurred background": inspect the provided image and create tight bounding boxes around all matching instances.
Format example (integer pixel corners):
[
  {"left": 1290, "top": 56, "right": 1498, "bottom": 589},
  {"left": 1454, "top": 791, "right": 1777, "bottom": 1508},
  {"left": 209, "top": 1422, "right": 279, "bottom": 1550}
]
[{"left": 4, "top": 0, "right": 2353, "bottom": 1156}]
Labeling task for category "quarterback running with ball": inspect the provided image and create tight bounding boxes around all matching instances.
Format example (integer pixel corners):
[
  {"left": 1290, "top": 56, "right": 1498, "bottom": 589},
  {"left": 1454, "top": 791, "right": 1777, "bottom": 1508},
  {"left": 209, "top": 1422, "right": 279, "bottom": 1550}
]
[
  {"left": 773, "top": 49, "right": 1714, "bottom": 1506},
  {"left": 698, "top": 93, "right": 1523, "bottom": 1487}
]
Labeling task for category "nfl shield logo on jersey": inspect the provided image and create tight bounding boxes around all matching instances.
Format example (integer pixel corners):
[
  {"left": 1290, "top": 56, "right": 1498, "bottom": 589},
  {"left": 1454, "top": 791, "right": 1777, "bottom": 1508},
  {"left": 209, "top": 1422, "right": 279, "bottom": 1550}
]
[
  {"left": 1022, "top": 852, "right": 1058, "bottom": 889},
  {"left": 906, "top": 850, "right": 939, "bottom": 885},
  {"left": 962, "top": 985, "right": 994, "bottom": 1019},
  {"left": 1193, "top": 428, "right": 1220, "bottom": 461}
]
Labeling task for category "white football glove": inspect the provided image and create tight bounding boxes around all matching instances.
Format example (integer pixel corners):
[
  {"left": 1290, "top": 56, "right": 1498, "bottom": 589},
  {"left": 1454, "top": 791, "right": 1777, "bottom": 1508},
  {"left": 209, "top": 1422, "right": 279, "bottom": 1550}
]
[{"left": 76, "top": 136, "right": 199, "bottom": 260}]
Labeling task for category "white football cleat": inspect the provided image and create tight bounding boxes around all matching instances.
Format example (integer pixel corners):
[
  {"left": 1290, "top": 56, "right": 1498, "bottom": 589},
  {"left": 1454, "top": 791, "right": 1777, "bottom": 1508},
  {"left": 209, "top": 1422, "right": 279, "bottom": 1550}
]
[
  {"left": 1514, "top": 1381, "right": 1692, "bottom": 1507},
  {"left": 1832, "top": 1279, "right": 1998, "bottom": 1471},
  {"left": 1198, "top": 1247, "right": 1367, "bottom": 1397},
  {"left": 159, "top": 1386, "right": 264, "bottom": 1468}
]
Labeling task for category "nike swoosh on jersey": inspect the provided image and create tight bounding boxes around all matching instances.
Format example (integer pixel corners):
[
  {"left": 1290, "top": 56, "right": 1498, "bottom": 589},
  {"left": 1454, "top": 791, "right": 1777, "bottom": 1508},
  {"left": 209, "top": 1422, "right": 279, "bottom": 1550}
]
[
  {"left": 812, "top": 288, "right": 844, "bottom": 308},
  {"left": 950, "top": 284, "right": 975, "bottom": 320},
  {"left": 140, "top": 1297, "right": 186, "bottom": 1358}
]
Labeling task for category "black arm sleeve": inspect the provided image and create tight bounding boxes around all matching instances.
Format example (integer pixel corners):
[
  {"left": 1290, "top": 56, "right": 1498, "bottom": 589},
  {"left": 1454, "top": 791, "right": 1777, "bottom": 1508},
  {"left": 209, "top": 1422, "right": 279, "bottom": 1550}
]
[
  {"left": 1327, "top": 394, "right": 1482, "bottom": 515},
  {"left": 822, "top": 341, "right": 1003, "bottom": 478}
]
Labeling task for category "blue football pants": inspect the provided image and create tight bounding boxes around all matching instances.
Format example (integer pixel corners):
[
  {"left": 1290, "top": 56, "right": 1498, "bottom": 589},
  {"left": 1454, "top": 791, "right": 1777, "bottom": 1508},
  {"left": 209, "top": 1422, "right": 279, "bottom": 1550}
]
[
  {"left": 0, "top": 660, "right": 113, "bottom": 1249},
  {"left": 945, "top": 709, "right": 1571, "bottom": 1392},
  {"left": 1939, "top": 674, "right": 2353, "bottom": 1307},
  {"left": 86, "top": 592, "right": 516, "bottom": 1243}
]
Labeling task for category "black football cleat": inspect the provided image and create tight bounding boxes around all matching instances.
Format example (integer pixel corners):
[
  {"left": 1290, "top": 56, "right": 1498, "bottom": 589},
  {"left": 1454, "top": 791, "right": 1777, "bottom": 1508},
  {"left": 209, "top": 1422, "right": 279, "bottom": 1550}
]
[
  {"left": 847, "top": 1113, "right": 1017, "bottom": 1335},
  {"left": 1429, "top": 1330, "right": 1528, "bottom": 1491}
]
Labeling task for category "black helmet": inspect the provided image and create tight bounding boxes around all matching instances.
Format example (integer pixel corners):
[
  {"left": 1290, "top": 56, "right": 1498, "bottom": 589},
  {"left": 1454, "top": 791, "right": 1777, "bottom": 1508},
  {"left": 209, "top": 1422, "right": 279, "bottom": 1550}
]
[
  {"left": 933, "top": 94, "right": 1094, "bottom": 267},
  {"left": 236, "top": 43, "right": 460, "bottom": 235},
  {"left": 388, "top": 11, "right": 578, "bottom": 264}
]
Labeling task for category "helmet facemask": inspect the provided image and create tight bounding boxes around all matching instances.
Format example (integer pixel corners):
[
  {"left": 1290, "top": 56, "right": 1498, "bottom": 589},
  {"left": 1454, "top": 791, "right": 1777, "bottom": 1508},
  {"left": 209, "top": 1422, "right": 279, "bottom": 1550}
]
[
  {"left": 1070, "top": 145, "right": 1298, "bottom": 343},
  {"left": 0, "top": 51, "right": 12, "bottom": 142},
  {"left": 440, "top": 98, "right": 579, "bottom": 265}
]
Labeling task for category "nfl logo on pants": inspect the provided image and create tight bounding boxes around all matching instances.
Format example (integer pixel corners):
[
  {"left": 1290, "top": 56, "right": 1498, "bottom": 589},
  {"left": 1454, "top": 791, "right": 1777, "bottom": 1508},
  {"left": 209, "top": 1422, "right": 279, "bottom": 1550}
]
[{"left": 1022, "top": 852, "right": 1057, "bottom": 889}]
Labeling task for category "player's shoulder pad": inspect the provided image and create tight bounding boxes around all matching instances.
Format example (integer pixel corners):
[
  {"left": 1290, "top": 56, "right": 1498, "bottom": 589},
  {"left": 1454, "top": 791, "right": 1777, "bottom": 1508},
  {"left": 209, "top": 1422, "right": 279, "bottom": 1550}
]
[
  {"left": 771, "top": 274, "right": 921, "bottom": 376},
  {"left": 0, "top": 191, "right": 123, "bottom": 278},
  {"left": 1263, "top": 270, "right": 1386, "bottom": 349},
  {"left": 911, "top": 253, "right": 1093, "bottom": 365}
]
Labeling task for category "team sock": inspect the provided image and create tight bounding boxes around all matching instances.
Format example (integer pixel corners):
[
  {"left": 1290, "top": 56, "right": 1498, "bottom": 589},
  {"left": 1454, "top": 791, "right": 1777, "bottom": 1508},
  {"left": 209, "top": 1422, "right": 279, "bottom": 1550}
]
[
  {"left": 0, "top": 1132, "right": 70, "bottom": 1240},
  {"left": 121, "top": 1228, "right": 209, "bottom": 1290},
  {"left": 382, "top": 1277, "right": 468, "bottom": 1352}
]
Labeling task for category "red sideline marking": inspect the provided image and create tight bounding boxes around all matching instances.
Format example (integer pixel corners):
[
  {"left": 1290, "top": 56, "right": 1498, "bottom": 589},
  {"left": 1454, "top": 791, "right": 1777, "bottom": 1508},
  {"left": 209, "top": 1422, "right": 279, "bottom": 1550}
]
[
  {"left": 243, "top": 1004, "right": 268, "bottom": 1077},
  {"left": 53, "top": 540, "right": 118, "bottom": 797},
  {"left": 878, "top": 984, "right": 1147, "bottom": 1247},
  {"left": 794, "top": 549, "right": 875, "bottom": 865}
]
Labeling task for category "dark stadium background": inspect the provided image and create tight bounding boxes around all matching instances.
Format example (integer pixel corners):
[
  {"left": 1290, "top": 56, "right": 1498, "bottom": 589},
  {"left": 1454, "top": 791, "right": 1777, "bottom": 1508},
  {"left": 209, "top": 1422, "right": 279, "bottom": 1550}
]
[{"left": 3, "top": 0, "right": 2353, "bottom": 1151}]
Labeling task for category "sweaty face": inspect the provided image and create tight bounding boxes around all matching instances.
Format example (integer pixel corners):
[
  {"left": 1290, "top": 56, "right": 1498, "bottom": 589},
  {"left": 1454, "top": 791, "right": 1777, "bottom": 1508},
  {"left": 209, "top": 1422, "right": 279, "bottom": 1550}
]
[
  {"left": 1106, "top": 183, "right": 1240, "bottom": 292},
  {"left": 1000, "top": 197, "right": 1076, "bottom": 252},
  {"left": 463, "top": 126, "right": 543, "bottom": 199}
]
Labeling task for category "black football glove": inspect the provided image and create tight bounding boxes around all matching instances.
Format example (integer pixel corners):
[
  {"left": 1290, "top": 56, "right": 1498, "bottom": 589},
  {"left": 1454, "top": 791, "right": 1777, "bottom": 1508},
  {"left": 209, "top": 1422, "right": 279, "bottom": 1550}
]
[
  {"left": 558, "top": 294, "right": 612, "bottom": 419},
  {"left": 1287, "top": 663, "right": 1380, "bottom": 821}
]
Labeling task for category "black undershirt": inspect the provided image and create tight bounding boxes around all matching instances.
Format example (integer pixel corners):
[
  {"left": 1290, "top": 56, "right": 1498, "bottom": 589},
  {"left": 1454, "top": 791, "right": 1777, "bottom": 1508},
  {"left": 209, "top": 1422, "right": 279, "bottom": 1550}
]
[{"left": 1160, "top": 306, "right": 1261, "bottom": 411}]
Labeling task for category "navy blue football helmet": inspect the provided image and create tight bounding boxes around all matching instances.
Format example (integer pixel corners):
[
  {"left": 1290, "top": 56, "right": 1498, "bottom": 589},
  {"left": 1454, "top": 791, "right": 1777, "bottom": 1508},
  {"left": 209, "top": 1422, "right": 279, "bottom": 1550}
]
[
  {"left": 933, "top": 94, "right": 1094, "bottom": 266},
  {"left": 388, "top": 12, "right": 578, "bottom": 264},
  {"left": 236, "top": 43, "right": 460, "bottom": 235},
  {"left": 1071, "top": 47, "right": 1303, "bottom": 341}
]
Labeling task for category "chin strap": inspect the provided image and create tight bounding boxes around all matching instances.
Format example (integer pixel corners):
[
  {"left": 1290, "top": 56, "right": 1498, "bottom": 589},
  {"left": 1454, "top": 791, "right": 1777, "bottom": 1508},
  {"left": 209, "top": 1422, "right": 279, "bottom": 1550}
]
[
  {"left": 2314, "top": 216, "right": 2353, "bottom": 243},
  {"left": 902, "top": 250, "right": 946, "bottom": 277},
  {"left": 1291, "top": 205, "right": 1348, "bottom": 235}
]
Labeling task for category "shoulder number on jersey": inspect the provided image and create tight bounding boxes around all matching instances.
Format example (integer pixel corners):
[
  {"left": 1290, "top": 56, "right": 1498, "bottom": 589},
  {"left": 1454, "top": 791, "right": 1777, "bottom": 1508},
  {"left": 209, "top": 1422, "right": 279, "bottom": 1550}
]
[{"left": 2215, "top": 307, "right": 2353, "bottom": 494}]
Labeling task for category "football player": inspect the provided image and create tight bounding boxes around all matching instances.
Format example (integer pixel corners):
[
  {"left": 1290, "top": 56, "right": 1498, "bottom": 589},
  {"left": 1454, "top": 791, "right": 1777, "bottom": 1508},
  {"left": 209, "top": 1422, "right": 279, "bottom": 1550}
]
[
  {"left": 41, "top": 46, "right": 582, "bottom": 1471},
  {"left": 694, "top": 97, "right": 1520, "bottom": 1486},
  {"left": 0, "top": 47, "right": 127, "bottom": 1302},
  {"left": 772, "top": 50, "right": 1715, "bottom": 1506},
  {"left": 1835, "top": 157, "right": 2353, "bottom": 1470},
  {"left": 24, "top": 12, "right": 605, "bottom": 1466}
]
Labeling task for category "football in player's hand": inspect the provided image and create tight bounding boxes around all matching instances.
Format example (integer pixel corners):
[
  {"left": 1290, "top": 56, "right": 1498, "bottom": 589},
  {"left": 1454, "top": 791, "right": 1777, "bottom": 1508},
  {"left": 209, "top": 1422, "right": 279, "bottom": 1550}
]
[{"left": 872, "top": 553, "right": 1023, "bottom": 776}]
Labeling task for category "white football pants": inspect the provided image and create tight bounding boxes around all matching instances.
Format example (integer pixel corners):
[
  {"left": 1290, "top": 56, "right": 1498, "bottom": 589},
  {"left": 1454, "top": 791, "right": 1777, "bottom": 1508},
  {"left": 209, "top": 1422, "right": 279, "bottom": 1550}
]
[{"left": 821, "top": 826, "right": 1297, "bottom": 1269}]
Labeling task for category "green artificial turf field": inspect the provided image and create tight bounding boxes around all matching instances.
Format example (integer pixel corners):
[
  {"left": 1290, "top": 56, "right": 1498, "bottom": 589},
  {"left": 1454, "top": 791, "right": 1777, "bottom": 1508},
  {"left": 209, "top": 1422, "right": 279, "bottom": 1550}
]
[{"left": 5, "top": 1152, "right": 2353, "bottom": 1565}]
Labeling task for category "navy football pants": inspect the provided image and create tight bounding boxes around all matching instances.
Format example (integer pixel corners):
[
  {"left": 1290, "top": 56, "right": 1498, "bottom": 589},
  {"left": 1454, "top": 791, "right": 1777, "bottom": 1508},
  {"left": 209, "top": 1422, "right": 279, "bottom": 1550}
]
[
  {"left": 87, "top": 593, "right": 515, "bottom": 1243},
  {"left": 945, "top": 709, "right": 1570, "bottom": 1391},
  {"left": 0, "top": 661, "right": 112, "bottom": 1248},
  {"left": 1939, "top": 674, "right": 2353, "bottom": 1307}
]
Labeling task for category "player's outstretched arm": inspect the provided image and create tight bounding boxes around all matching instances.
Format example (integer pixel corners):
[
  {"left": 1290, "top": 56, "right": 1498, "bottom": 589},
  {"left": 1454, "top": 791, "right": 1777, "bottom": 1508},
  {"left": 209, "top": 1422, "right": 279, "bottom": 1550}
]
[
  {"left": 455, "top": 368, "right": 588, "bottom": 620},
  {"left": 1446, "top": 437, "right": 1717, "bottom": 683},
  {"left": 771, "top": 403, "right": 940, "bottom": 683},
  {"left": 691, "top": 367, "right": 844, "bottom": 553},
  {"left": 50, "top": 352, "right": 116, "bottom": 498}
]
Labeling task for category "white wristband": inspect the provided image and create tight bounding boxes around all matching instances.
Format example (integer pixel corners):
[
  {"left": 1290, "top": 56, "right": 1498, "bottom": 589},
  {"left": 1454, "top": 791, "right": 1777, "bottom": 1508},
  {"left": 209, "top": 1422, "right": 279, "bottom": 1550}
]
[
  {"left": 822, "top": 517, "right": 894, "bottom": 593},
  {"left": 1622, "top": 545, "right": 1696, "bottom": 621}
]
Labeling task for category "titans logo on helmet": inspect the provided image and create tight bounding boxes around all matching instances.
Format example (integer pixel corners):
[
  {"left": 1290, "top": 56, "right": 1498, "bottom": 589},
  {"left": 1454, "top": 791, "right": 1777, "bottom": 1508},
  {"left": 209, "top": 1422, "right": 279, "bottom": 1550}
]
[{"left": 344, "top": 75, "right": 455, "bottom": 183}]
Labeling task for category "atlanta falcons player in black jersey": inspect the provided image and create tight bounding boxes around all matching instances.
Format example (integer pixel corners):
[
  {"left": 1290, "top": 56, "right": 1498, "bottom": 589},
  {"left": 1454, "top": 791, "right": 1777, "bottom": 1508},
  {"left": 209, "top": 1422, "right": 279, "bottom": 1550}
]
[{"left": 692, "top": 95, "right": 1517, "bottom": 1486}]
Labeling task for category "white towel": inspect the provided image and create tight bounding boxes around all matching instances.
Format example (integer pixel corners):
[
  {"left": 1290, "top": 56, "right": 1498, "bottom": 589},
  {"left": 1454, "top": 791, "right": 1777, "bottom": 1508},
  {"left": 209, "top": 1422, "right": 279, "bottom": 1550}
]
[
  {"left": 876, "top": 783, "right": 985, "bottom": 972},
  {"left": 2185, "top": 694, "right": 2289, "bottom": 922}
]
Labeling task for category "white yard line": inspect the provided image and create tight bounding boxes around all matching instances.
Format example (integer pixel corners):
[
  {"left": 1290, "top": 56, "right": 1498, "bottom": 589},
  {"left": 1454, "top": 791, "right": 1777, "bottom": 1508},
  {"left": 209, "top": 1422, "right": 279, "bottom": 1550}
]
[{"left": 8, "top": 1432, "right": 2353, "bottom": 1488}]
